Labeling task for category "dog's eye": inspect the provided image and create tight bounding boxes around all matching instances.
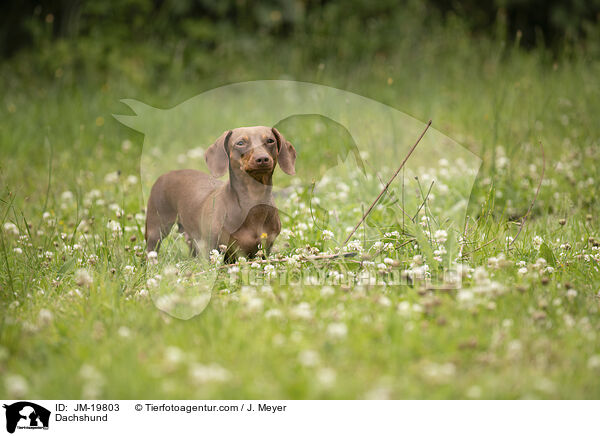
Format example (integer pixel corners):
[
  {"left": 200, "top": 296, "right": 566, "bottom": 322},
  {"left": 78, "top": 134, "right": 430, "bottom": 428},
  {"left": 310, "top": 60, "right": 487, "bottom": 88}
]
[
  {"left": 236, "top": 141, "right": 244, "bottom": 146},
  {"left": 266, "top": 138, "right": 275, "bottom": 144}
]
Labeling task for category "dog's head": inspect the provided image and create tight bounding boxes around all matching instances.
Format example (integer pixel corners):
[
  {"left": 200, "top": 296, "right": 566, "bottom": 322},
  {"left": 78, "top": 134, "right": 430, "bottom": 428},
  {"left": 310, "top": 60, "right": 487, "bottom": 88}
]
[{"left": 205, "top": 126, "right": 296, "bottom": 182}]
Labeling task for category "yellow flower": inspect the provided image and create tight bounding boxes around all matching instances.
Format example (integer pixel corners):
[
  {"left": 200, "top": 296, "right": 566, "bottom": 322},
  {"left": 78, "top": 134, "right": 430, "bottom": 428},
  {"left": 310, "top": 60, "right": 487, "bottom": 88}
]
[{"left": 260, "top": 233, "right": 268, "bottom": 239}]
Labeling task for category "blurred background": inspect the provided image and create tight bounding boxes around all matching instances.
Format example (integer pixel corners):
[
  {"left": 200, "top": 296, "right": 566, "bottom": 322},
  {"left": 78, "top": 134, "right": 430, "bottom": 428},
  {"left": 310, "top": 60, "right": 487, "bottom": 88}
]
[
  {"left": 1, "top": 0, "right": 599, "bottom": 217},
  {"left": 2, "top": 0, "right": 599, "bottom": 85}
]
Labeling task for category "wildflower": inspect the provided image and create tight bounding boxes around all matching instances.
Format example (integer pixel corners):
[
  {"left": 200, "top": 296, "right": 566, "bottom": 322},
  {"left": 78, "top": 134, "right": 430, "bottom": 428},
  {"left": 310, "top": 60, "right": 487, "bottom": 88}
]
[
  {"left": 434, "top": 229, "right": 448, "bottom": 244},
  {"left": 265, "top": 308, "right": 283, "bottom": 319},
  {"left": 321, "top": 286, "right": 335, "bottom": 297},
  {"left": 298, "top": 350, "right": 320, "bottom": 367},
  {"left": 473, "top": 267, "right": 489, "bottom": 284},
  {"left": 291, "top": 302, "right": 313, "bottom": 320},
  {"left": 147, "top": 251, "right": 158, "bottom": 265},
  {"left": 124, "top": 265, "right": 135, "bottom": 274},
  {"left": 345, "top": 240, "right": 363, "bottom": 252},
  {"left": 209, "top": 249, "right": 222, "bottom": 264},
  {"left": 317, "top": 367, "right": 337, "bottom": 387},
  {"left": 13, "top": 247, "right": 22, "bottom": 254},
  {"left": 104, "top": 172, "right": 119, "bottom": 184},
  {"left": 533, "top": 235, "right": 543, "bottom": 250},
  {"left": 322, "top": 230, "right": 334, "bottom": 240},
  {"left": 280, "top": 229, "right": 294, "bottom": 240},
  {"left": 107, "top": 220, "right": 122, "bottom": 235},
  {"left": 4, "top": 374, "right": 29, "bottom": 398},
  {"left": 245, "top": 297, "right": 264, "bottom": 313},
  {"left": 74, "top": 269, "right": 93, "bottom": 287},
  {"left": 566, "top": 289, "right": 578, "bottom": 300},
  {"left": 146, "top": 278, "right": 159, "bottom": 289},
  {"left": 326, "top": 322, "right": 348, "bottom": 339},
  {"left": 164, "top": 346, "right": 185, "bottom": 367},
  {"left": 118, "top": 326, "right": 131, "bottom": 338},
  {"left": 189, "top": 363, "right": 230, "bottom": 384},
  {"left": 126, "top": 175, "right": 138, "bottom": 185},
  {"left": 163, "top": 265, "right": 178, "bottom": 277},
  {"left": 38, "top": 309, "right": 53, "bottom": 326},
  {"left": 518, "top": 267, "right": 528, "bottom": 275},
  {"left": 588, "top": 355, "right": 600, "bottom": 369}
]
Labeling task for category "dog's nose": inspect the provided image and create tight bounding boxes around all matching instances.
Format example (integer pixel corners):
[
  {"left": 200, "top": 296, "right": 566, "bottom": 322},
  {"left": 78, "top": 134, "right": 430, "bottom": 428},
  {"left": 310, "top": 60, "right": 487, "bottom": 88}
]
[{"left": 255, "top": 155, "right": 271, "bottom": 165}]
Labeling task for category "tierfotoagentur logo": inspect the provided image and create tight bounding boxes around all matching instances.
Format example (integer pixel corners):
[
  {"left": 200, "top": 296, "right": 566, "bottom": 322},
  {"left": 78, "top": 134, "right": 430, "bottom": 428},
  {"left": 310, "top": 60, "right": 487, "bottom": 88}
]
[
  {"left": 115, "top": 80, "right": 481, "bottom": 320},
  {"left": 3, "top": 402, "right": 50, "bottom": 434}
]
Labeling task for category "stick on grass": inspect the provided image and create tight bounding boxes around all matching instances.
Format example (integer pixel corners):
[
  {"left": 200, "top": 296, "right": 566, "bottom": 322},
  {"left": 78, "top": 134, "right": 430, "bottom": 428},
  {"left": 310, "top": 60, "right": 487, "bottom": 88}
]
[{"left": 342, "top": 120, "right": 432, "bottom": 246}]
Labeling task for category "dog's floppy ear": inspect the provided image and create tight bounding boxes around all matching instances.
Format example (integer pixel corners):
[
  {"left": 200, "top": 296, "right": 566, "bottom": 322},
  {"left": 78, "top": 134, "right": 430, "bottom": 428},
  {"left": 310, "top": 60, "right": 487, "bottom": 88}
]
[
  {"left": 205, "top": 130, "right": 232, "bottom": 177},
  {"left": 272, "top": 127, "right": 296, "bottom": 175}
]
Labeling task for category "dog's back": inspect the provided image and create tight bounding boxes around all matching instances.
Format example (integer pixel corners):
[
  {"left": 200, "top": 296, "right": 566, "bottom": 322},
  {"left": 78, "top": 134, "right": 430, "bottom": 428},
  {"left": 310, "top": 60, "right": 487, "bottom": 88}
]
[{"left": 145, "top": 169, "right": 224, "bottom": 252}]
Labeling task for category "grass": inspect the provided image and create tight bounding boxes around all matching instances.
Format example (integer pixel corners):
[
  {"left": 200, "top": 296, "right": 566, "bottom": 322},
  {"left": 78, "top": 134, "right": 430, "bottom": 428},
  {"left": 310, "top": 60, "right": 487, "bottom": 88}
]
[{"left": 1, "top": 23, "right": 599, "bottom": 399}]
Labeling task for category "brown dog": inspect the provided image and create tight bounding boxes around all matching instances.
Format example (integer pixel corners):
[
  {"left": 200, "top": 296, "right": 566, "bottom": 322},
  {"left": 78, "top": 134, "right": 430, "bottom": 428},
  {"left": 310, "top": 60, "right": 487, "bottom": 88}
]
[{"left": 145, "top": 126, "right": 296, "bottom": 260}]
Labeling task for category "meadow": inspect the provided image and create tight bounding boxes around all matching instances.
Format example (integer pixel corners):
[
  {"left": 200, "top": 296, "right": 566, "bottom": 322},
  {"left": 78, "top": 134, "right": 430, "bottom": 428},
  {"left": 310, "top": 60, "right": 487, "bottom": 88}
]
[{"left": 1, "top": 10, "right": 599, "bottom": 399}]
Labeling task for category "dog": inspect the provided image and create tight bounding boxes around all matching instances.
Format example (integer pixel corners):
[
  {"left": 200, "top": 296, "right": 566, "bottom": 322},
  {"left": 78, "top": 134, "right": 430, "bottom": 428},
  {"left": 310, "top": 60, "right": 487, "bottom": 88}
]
[{"left": 145, "top": 126, "right": 296, "bottom": 261}]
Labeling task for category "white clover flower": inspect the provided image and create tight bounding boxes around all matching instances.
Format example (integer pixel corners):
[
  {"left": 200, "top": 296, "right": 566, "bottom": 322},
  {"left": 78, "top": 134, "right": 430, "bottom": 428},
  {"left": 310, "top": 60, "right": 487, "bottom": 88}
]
[
  {"left": 320, "top": 286, "right": 335, "bottom": 297},
  {"left": 4, "top": 374, "right": 29, "bottom": 398},
  {"left": 189, "top": 363, "right": 230, "bottom": 384},
  {"left": 588, "top": 355, "right": 600, "bottom": 369},
  {"left": 126, "top": 175, "right": 138, "bottom": 185},
  {"left": 518, "top": 267, "right": 528, "bottom": 275},
  {"left": 434, "top": 229, "right": 448, "bottom": 244},
  {"left": 13, "top": 247, "right": 22, "bottom": 254},
  {"left": 104, "top": 171, "right": 119, "bottom": 184},
  {"left": 473, "top": 266, "right": 489, "bottom": 284},
  {"left": 317, "top": 367, "right": 337, "bottom": 387},
  {"left": 124, "top": 265, "right": 135, "bottom": 274},
  {"left": 322, "top": 230, "right": 334, "bottom": 240},
  {"left": 74, "top": 269, "right": 93, "bottom": 287},
  {"left": 533, "top": 235, "right": 543, "bottom": 250},
  {"left": 291, "top": 302, "right": 313, "bottom": 320},
  {"left": 457, "top": 289, "right": 474, "bottom": 302},
  {"left": 3, "top": 222, "right": 19, "bottom": 235},
  {"left": 61, "top": 190, "right": 74, "bottom": 202},
  {"left": 265, "top": 308, "right": 283, "bottom": 319},
  {"left": 298, "top": 349, "right": 320, "bottom": 367},
  {"left": 107, "top": 220, "right": 122, "bottom": 235},
  {"left": 345, "top": 240, "right": 363, "bottom": 252},
  {"left": 280, "top": 229, "right": 294, "bottom": 240},
  {"left": 137, "top": 289, "right": 149, "bottom": 298},
  {"left": 378, "top": 296, "right": 392, "bottom": 307},
  {"left": 38, "top": 309, "right": 53, "bottom": 326},
  {"left": 245, "top": 297, "right": 264, "bottom": 312},
  {"left": 566, "top": 289, "right": 578, "bottom": 300},
  {"left": 118, "top": 326, "right": 132, "bottom": 338},
  {"left": 164, "top": 346, "right": 185, "bottom": 366},
  {"left": 326, "top": 322, "right": 348, "bottom": 339},
  {"left": 146, "top": 278, "right": 159, "bottom": 289},
  {"left": 147, "top": 250, "right": 158, "bottom": 261}
]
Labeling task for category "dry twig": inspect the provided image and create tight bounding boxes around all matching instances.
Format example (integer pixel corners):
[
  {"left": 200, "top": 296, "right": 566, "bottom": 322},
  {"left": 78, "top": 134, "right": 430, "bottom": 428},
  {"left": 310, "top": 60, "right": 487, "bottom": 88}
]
[{"left": 342, "top": 120, "right": 432, "bottom": 246}]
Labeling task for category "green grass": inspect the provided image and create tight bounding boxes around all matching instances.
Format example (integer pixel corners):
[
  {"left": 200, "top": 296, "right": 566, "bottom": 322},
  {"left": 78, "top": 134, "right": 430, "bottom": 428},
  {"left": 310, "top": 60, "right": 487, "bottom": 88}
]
[{"left": 1, "top": 25, "right": 599, "bottom": 399}]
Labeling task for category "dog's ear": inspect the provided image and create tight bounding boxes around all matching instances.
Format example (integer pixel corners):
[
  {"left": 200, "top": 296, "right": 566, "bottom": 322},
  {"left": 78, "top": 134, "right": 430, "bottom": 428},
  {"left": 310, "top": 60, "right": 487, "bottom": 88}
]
[
  {"left": 205, "top": 130, "right": 232, "bottom": 177},
  {"left": 272, "top": 127, "right": 296, "bottom": 175}
]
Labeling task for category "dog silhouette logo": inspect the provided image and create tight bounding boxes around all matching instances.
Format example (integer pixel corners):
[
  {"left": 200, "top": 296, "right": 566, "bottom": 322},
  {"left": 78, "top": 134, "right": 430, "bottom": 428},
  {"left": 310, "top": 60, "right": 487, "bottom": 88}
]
[{"left": 3, "top": 402, "right": 50, "bottom": 434}]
